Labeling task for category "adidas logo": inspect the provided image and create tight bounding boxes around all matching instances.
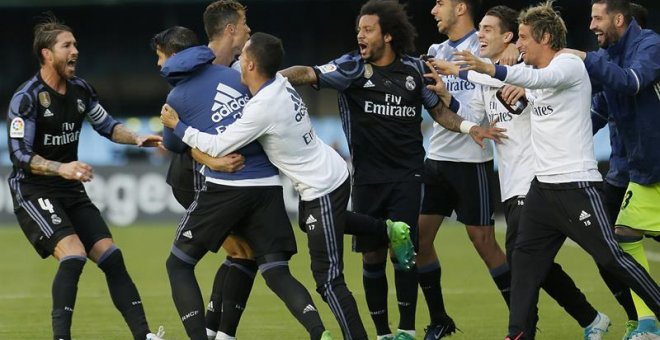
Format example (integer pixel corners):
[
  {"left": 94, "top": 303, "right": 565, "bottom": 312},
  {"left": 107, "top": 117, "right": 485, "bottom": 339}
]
[
  {"left": 207, "top": 301, "right": 215, "bottom": 312},
  {"left": 579, "top": 210, "right": 591, "bottom": 221},
  {"left": 363, "top": 80, "right": 375, "bottom": 88},
  {"left": 302, "top": 304, "right": 317, "bottom": 314},
  {"left": 306, "top": 214, "right": 317, "bottom": 224},
  {"left": 212, "top": 83, "right": 249, "bottom": 120},
  {"left": 43, "top": 109, "right": 54, "bottom": 117},
  {"left": 182, "top": 230, "right": 193, "bottom": 239}
]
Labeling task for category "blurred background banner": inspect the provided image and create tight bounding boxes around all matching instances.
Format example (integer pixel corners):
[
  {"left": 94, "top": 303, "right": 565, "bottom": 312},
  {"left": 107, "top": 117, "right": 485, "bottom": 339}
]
[{"left": 1, "top": 0, "right": 657, "bottom": 225}]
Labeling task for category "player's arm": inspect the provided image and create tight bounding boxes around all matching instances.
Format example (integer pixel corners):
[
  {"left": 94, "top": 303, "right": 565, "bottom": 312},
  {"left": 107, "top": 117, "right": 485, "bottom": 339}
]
[
  {"left": 29, "top": 155, "right": 94, "bottom": 182},
  {"left": 110, "top": 123, "right": 162, "bottom": 147},
  {"left": 427, "top": 99, "right": 506, "bottom": 148},
  {"left": 280, "top": 66, "right": 318, "bottom": 86},
  {"left": 454, "top": 50, "right": 581, "bottom": 89},
  {"left": 568, "top": 38, "right": 660, "bottom": 95},
  {"left": 161, "top": 103, "right": 265, "bottom": 157},
  {"left": 190, "top": 148, "right": 245, "bottom": 173}
]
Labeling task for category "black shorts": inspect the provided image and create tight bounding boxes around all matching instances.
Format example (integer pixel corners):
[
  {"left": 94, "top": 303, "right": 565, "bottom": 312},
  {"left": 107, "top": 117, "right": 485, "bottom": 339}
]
[
  {"left": 12, "top": 191, "right": 111, "bottom": 259},
  {"left": 421, "top": 159, "right": 495, "bottom": 226},
  {"left": 172, "top": 187, "right": 195, "bottom": 210},
  {"left": 351, "top": 181, "right": 421, "bottom": 253},
  {"left": 174, "top": 183, "right": 296, "bottom": 262}
]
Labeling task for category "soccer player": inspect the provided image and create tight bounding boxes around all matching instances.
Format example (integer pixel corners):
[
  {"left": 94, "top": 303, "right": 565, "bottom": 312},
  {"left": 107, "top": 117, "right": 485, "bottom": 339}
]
[
  {"left": 155, "top": 28, "right": 331, "bottom": 340},
  {"left": 161, "top": 31, "right": 419, "bottom": 340},
  {"left": 427, "top": 5, "right": 612, "bottom": 338},
  {"left": 418, "top": 1, "right": 518, "bottom": 337},
  {"left": 7, "top": 16, "right": 164, "bottom": 340},
  {"left": 280, "top": 1, "right": 504, "bottom": 339},
  {"left": 455, "top": 1, "right": 660, "bottom": 338},
  {"left": 150, "top": 23, "right": 253, "bottom": 340},
  {"left": 560, "top": 0, "right": 660, "bottom": 337}
]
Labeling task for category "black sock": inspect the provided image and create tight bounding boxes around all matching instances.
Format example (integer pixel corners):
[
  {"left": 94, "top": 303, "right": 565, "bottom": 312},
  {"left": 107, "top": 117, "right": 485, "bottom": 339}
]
[
  {"left": 597, "top": 263, "right": 638, "bottom": 320},
  {"left": 166, "top": 252, "right": 207, "bottom": 340},
  {"left": 345, "top": 212, "right": 388, "bottom": 243},
  {"left": 52, "top": 256, "right": 86, "bottom": 340},
  {"left": 363, "top": 261, "right": 390, "bottom": 336},
  {"left": 219, "top": 258, "right": 257, "bottom": 336},
  {"left": 394, "top": 260, "right": 418, "bottom": 331},
  {"left": 418, "top": 261, "right": 448, "bottom": 325},
  {"left": 261, "top": 263, "right": 325, "bottom": 340},
  {"left": 205, "top": 257, "right": 232, "bottom": 333},
  {"left": 542, "top": 263, "right": 597, "bottom": 328},
  {"left": 97, "top": 247, "right": 150, "bottom": 340},
  {"left": 490, "top": 263, "right": 511, "bottom": 308}
]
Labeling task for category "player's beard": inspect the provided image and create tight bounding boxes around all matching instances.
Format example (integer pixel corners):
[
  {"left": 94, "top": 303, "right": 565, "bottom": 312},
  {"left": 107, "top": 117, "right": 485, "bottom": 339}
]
[
  {"left": 54, "top": 57, "right": 75, "bottom": 80},
  {"left": 596, "top": 21, "right": 619, "bottom": 48},
  {"left": 363, "top": 38, "right": 386, "bottom": 64}
]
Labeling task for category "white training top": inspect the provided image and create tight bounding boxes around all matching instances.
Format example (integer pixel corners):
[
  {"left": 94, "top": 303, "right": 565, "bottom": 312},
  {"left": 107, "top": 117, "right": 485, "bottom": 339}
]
[
  {"left": 427, "top": 31, "right": 493, "bottom": 162},
  {"left": 181, "top": 74, "right": 349, "bottom": 201},
  {"left": 498, "top": 53, "right": 601, "bottom": 183},
  {"left": 461, "top": 63, "right": 535, "bottom": 201}
]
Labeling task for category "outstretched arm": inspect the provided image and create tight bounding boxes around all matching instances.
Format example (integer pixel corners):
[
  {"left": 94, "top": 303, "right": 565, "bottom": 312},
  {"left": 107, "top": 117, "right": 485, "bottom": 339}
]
[
  {"left": 110, "top": 124, "right": 162, "bottom": 147},
  {"left": 428, "top": 102, "right": 507, "bottom": 148},
  {"left": 279, "top": 66, "right": 318, "bottom": 86}
]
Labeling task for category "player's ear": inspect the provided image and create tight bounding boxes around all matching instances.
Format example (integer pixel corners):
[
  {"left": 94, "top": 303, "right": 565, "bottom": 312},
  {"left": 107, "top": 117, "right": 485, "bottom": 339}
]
[
  {"left": 503, "top": 32, "right": 513, "bottom": 44},
  {"left": 384, "top": 33, "right": 392, "bottom": 43},
  {"left": 41, "top": 48, "right": 52, "bottom": 64}
]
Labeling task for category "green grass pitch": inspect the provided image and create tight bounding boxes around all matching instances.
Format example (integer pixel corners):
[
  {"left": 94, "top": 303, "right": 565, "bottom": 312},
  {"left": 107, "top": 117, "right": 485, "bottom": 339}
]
[{"left": 0, "top": 220, "right": 658, "bottom": 339}]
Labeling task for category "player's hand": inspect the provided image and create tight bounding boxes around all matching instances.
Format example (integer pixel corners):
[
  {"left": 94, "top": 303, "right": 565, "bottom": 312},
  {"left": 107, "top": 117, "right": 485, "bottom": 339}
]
[
  {"left": 500, "top": 85, "right": 526, "bottom": 106},
  {"left": 59, "top": 161, "right": 94, "bottom": 182},
  {"left": 499, "top": 44, "right": 520, "bottom": 66},
  {"left": 424, "top": 62, "right": 452, "bottom": 107},
  {"left": 191, "top": 148, "right": 246, "bottom": 173},
  {"left": 557, "top": 48, "right": 586, "bottom": 60},
  {"left": 427, "top": 58, "right": 460, "bottom": 76},
  {"left": 453, "top": 50, "right": 496, "bottom": 76},
  {"left": 469, "top": 125, "right": 507, "bottom": 148},
  {"left": 160, "top": 103, "right": 180, "bottom": 129},
  {"left": 136, "top": 134, "right": 163, "bottom": 147}
]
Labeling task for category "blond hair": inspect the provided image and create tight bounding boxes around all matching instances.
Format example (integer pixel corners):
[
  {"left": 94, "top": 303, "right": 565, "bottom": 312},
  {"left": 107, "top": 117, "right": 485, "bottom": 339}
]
[{"left": 518, "top": 1, "right": 567, "bottom": 50}]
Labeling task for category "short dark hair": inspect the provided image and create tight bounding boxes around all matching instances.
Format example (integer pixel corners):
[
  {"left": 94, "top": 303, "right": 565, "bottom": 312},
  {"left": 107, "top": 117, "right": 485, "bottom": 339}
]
[
  {"left": 452, "top": 0, "right": 482, "bottom": 20},
  {"left": 204, "top": 0, "right": 246, "bottom": 40},
  {"left": 630, "top": 2, "right": 647, "bottom": 28},
  {"left": 358, "top": 0, "right": 417, "bottom": 55},
  {"left": 33, "top": 13, "right": 73, "bottom": 65},
  {"left": 591, "top": 0, "right": 632, "bottom": 25},
  {"left": 245, "top": 32, "right": 283, "bottom": 78},
  {"left": 484, "top": 6, "right": 519, "bottom": 42},
  {"left": 150, "top": 26, "right": 199, "bottom": 56}
]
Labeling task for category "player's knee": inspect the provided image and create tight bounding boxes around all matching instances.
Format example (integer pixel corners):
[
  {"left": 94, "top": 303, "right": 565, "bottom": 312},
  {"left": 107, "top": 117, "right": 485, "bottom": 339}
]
[{"left": 166, "top": 248, "right": 199, "bottom": 274}]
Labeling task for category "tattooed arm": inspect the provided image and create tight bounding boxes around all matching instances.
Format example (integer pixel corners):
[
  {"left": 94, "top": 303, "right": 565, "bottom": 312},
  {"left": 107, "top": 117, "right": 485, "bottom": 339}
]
[
  {"left": 30, "top": 155, "right": 94, "bottom": 182},
  {"left": 279, "top": 66, "right": 318, "bottom": 86},
  {"left": 111, "top": 124, "right": 162, "bottom": 147}
]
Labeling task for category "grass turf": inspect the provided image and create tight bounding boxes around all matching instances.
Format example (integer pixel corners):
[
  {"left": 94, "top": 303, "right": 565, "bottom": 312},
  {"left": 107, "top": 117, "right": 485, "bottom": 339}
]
[{"left": 0, "top": 220, "right": 658, "bottom": 339}]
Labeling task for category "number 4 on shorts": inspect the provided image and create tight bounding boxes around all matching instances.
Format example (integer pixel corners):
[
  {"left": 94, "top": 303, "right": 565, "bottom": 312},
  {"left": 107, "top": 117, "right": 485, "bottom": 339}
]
[{"left": 38, "top": 197, "right": 55, "bottom": 214}]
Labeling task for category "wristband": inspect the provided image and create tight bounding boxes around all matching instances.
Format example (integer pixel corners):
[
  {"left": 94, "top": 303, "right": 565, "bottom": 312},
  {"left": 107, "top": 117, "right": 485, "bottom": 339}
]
[{"left": 459, "top": 120, "right": 477, "bottom": 134}]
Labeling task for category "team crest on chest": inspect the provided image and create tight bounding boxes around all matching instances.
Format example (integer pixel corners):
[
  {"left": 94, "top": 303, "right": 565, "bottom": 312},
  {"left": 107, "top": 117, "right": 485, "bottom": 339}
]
[
  {"left": 38, "top": 91, "right": 51, "bottom": 108},
  {"left": 77, "top": 99, "right": 86, "bottom": 113},
  {"left": 364, "top": 64, "right": 373, "bottom": 79},
  {"left": 405, "top": 76, "right": 416, "bottom": 91}
]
